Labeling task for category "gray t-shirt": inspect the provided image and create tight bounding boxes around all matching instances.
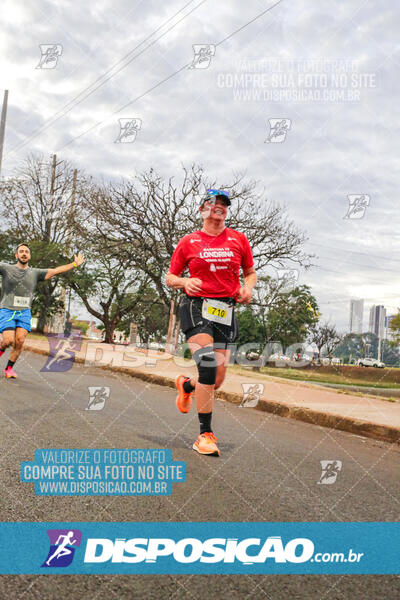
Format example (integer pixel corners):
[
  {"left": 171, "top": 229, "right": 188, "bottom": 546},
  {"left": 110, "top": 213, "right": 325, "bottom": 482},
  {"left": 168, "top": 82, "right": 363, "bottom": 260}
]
[{"left": 0, "top": 263, "right": 48, "bottom": 310}]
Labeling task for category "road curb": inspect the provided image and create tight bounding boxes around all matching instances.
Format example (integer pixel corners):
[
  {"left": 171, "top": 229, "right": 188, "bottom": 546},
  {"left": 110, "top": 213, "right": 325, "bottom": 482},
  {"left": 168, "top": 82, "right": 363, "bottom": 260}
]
[{"left": 24, "top": 343, "right": 400, "bottom": 446}]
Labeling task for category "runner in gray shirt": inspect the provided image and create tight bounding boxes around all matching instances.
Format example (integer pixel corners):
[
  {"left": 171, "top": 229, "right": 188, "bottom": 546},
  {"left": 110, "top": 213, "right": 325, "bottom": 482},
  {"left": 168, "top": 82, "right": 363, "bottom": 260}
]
[
  {"left": 0, "top": 243, "right": 85, "bottom": 379},
  {"left": 0, "top": 264, "right": 48, "bottom": 310}
]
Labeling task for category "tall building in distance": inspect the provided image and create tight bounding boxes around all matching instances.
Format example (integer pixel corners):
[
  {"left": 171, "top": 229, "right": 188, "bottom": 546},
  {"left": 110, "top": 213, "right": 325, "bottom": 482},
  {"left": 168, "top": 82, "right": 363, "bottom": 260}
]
[
  {"left": 369, "top": 305, "right": 386, "bottom": 338},
  {"left": 349, "top": 299, "right": 364, "bottom": 333}
]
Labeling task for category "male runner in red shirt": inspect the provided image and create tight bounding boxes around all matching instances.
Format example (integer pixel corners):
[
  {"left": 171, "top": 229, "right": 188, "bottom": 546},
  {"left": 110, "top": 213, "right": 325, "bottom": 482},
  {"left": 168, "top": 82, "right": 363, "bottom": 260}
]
[{"left": 166, "top": 189, "right": 257, "bottom": 456}]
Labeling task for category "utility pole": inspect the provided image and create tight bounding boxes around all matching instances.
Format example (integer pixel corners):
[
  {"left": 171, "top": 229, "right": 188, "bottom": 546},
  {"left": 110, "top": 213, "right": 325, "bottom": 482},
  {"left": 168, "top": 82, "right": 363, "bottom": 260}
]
[
  {"left": 0, "top": 90, "right": 9, "bottom": 177},
  {"left": 172, "top": 316, "right": 181, "bottom": 352},
  {"left": 64, "top": 168, "right": 77, "bottom": 332},
  {"left": 166, "top": 297, "right": 176, "bottom": 352},
  {"left": 48, "top": 154, "right": 58, "bottom": 332},
  {"left": 50, "top": 153, "right": 57, "bottom": 193}
]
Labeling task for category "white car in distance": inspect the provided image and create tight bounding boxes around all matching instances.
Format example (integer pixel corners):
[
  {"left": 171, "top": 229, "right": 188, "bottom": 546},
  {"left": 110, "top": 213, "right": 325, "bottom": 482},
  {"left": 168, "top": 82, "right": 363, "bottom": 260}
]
[{"left": 357, "top": 357, "right": 385, "bottom": 368}]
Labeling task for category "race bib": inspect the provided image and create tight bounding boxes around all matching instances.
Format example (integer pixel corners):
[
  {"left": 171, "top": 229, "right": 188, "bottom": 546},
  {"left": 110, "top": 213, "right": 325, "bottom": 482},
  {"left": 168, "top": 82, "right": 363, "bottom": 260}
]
[
  {"left": 202, "top": 298, "right": 232, "bottom": 326},
  {"left": 13, "top": 295, "right": 30, "bottom": 308}
]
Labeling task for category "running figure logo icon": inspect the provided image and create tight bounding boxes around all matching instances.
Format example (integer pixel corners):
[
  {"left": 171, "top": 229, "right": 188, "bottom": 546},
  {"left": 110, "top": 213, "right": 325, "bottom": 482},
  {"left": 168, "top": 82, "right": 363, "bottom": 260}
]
[
  {"left": 41, "top": 334, "right": 82, "bottom": 372},
  {"left": 343, "top": 195, "right": 370, "bottom": 219},
  {"left": 36, "top": 44, "right": 63, "bottom": 69},
  {"left": 115, "top": 118, "right": 142, "bottom": 143},
  {"left": 265, "top": 118, "right": 291, "bottom": 143},
  {"left": 189, "top": 45, "right": 216, "bottom": 69},
  {"left": 86, "top": 386, "right": 110, "bottom": 410},
  {"left": 240, "top": 383, "right": 264, "bottom": 408},
  {"left": 317, "top": 460, "right": 342, "bottom": 485},
  {"left": 42, "top": 529, "right": 82, "bottom": 568}
]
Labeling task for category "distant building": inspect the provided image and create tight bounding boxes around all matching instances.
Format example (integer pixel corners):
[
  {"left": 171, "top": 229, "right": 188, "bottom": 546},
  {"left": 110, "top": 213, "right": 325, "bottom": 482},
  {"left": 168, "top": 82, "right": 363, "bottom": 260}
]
[
  {"left": 349, "top": 299, "right": 364, "bottom": 333},
  {"left": 86, "top": 320, "right": 104, "bottom": 340},
  {"left": 68, "top": 319, "right": 103, "bottom": 339},
  {"left": 369, "top": 305, "right": 386, "bottom": 338}
]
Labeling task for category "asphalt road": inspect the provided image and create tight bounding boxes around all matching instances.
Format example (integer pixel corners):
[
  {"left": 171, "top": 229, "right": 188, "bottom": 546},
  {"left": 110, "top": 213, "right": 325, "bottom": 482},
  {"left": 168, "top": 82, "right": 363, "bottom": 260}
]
[{"left": 0, "top": 350, "right": 399, "bottom": 599}]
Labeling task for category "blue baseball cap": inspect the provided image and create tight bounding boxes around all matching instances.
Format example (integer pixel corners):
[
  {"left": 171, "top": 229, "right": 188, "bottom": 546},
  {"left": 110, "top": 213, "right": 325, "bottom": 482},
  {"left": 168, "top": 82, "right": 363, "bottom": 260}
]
[{"left": 201, "top": 188, "right": 231, "bottom": 206}]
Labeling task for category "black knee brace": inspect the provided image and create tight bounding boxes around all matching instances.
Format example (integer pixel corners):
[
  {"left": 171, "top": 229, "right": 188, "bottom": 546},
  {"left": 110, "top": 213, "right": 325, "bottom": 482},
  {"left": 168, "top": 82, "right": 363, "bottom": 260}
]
[{"left": 193, "top": 347, "right": 217, "bottom": 385}]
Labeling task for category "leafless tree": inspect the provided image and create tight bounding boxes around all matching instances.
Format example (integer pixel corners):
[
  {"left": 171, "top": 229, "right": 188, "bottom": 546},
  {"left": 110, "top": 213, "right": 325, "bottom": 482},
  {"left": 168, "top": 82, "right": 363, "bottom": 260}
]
[
  {"left": 309, "top": 322, "right": 342, "bottom": 359},
  {"left": 0, "top": 154, "right": 85, "bottom": 330},
  {"left": 77, "top": 165, "right": 314, "bottom": 336},
  {"left": 0, "top": 154, "right": 82, "bottom": 243},
  {"left": 67, "top": 243, "right": 153, "bottom": 344}
]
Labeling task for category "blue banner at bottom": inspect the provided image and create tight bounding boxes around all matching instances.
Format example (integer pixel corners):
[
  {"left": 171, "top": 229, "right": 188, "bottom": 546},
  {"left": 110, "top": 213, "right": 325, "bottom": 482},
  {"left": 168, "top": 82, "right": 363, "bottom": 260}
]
[{"left": 0, "top": 522, "right": 398, "bottom": 574}]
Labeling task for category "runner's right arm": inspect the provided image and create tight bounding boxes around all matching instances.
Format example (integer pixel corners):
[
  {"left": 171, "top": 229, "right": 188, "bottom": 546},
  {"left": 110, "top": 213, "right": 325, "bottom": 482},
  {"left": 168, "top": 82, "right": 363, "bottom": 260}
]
[
  {"left": 166, "top": 272, "right": 203, "bottom": 295},
  {"left": 166, "top": 238, "right": 202, "bottom": 295}
]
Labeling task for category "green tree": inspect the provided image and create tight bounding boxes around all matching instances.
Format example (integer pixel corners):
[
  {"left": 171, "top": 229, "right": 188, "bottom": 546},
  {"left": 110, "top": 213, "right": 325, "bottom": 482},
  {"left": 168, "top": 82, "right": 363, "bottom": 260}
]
[
  {"left": 235, "top": 306, "right": 265, "bottom": 350},
  {"left": 72, "top": 320, "right": 89, "bottom": 335},
  {"left": 335, "top": 332, "right": 378, "bottom": 361},
  {"left": 0, "top": 231, "right": 15, "bottom": 261},
  {"left": 389, "top": 312, "right": 400, "bottom": 346},
  {"left": 381, "top": 339, "right": 400, "bottom": 366},
  {"left": 263, "top": 285, "right": 319, "bottom": 352},
  {"left": 67, "top": 238, "right": 153, "bottom": 344},
  {"left": 115, "top": 286, "right": 168, "bottom": 345}
]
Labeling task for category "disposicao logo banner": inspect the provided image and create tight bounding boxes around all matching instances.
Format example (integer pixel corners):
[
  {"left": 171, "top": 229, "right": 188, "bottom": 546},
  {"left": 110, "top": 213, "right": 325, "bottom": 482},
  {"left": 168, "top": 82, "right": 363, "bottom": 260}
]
[{"left": 0, "top": 522, "right": 399, "bottom": 574}]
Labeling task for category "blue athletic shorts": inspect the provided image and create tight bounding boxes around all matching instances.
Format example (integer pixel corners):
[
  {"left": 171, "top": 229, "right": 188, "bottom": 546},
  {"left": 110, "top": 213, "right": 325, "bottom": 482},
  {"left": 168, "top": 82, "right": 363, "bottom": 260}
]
[{"left": 0, "top": 308, "right": 32, "bottom": 333}]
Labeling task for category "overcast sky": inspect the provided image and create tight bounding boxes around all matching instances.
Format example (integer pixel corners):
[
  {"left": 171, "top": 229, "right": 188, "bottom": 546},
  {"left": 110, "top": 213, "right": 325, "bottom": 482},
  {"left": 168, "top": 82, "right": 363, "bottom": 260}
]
[{"left": 0, "top": 0, "right": 398, "bottom": 331}]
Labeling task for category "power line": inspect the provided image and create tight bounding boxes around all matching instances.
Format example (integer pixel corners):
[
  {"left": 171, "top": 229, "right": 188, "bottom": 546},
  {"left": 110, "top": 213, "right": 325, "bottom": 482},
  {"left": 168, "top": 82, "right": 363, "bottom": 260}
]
[
  {"left": 0, "top": 90, "right": 9, "bottom": 176},
  {"left": 7, "top": 0, "right": 207, "bottom": 157},
  {"left": 308, "top": 241, "right": 400, "bottom": 265},
  {"left": 57, "top": 0, "right": 284, "bottom": 150},
  {"left": 215, "top": 0, "right": 283, "bottom": 47},
  {"left": 314, "top": 254, "right": 400, "bottom": 275},
  {"left": 319, "top": 298, "right": 400, "bottom": 305},
  {"left": 313, "top": 264, "right": 400, "bottom": 287}
]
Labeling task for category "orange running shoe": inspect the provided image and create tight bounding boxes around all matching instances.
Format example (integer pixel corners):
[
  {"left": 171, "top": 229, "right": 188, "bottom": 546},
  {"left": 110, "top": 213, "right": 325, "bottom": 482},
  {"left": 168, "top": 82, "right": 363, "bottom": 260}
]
[
  {"left": 193, "top": 432, "right": 220, "bottom": 456},
  {"left": 175, "top": 375, "right": 193, "bottom": 414},
  {"left": 4, "top": 367, "right": 17, "bottom": 379}
]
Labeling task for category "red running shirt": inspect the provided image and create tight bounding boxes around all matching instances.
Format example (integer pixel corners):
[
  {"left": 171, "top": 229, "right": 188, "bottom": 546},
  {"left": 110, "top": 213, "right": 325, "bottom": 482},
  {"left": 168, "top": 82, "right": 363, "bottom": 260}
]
[{"left": 169, "top": 228, "right": 254, "bottom": 298}]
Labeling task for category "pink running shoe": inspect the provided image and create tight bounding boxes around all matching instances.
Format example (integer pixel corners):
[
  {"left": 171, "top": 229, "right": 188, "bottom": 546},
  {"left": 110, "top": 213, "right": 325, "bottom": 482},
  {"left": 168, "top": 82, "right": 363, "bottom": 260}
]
[
  {"left": 175, "top": 374, "right": 193, "bottom": 414},
  {"left": 193, "top": 432, "right": 220, "bottom": 456},
  {"left": 4, "top": 367, "right": 17, "bottom": 379}
]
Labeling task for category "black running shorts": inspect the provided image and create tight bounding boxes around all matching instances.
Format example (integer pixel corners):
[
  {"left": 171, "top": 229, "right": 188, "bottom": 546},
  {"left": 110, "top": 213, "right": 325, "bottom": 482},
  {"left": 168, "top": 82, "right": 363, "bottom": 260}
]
[{"left": 179, "top": 295, "right": 238, "bottom": 344}]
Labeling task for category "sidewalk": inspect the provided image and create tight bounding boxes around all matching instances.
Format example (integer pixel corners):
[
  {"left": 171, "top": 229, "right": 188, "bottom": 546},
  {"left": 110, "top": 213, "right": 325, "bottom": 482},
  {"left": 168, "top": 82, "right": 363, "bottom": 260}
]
[{"left": 24, "top": 337, "right": 400, "bottom": 445}]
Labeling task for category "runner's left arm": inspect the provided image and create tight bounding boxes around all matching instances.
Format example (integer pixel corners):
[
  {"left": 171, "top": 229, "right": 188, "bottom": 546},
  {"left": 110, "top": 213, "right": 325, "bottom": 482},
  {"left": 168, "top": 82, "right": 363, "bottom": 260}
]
[
  {"left": 237, "top": 267, "right": 257, "bottom": 304},
  {"left": 44, "top": 252, "right": 85, "bottom": 280},
  {"left": 243, "top": 267, "right": 257, "bottom": 290},
  {"left": 237, "top": 234, "right": 257, "bottom": 304}
]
